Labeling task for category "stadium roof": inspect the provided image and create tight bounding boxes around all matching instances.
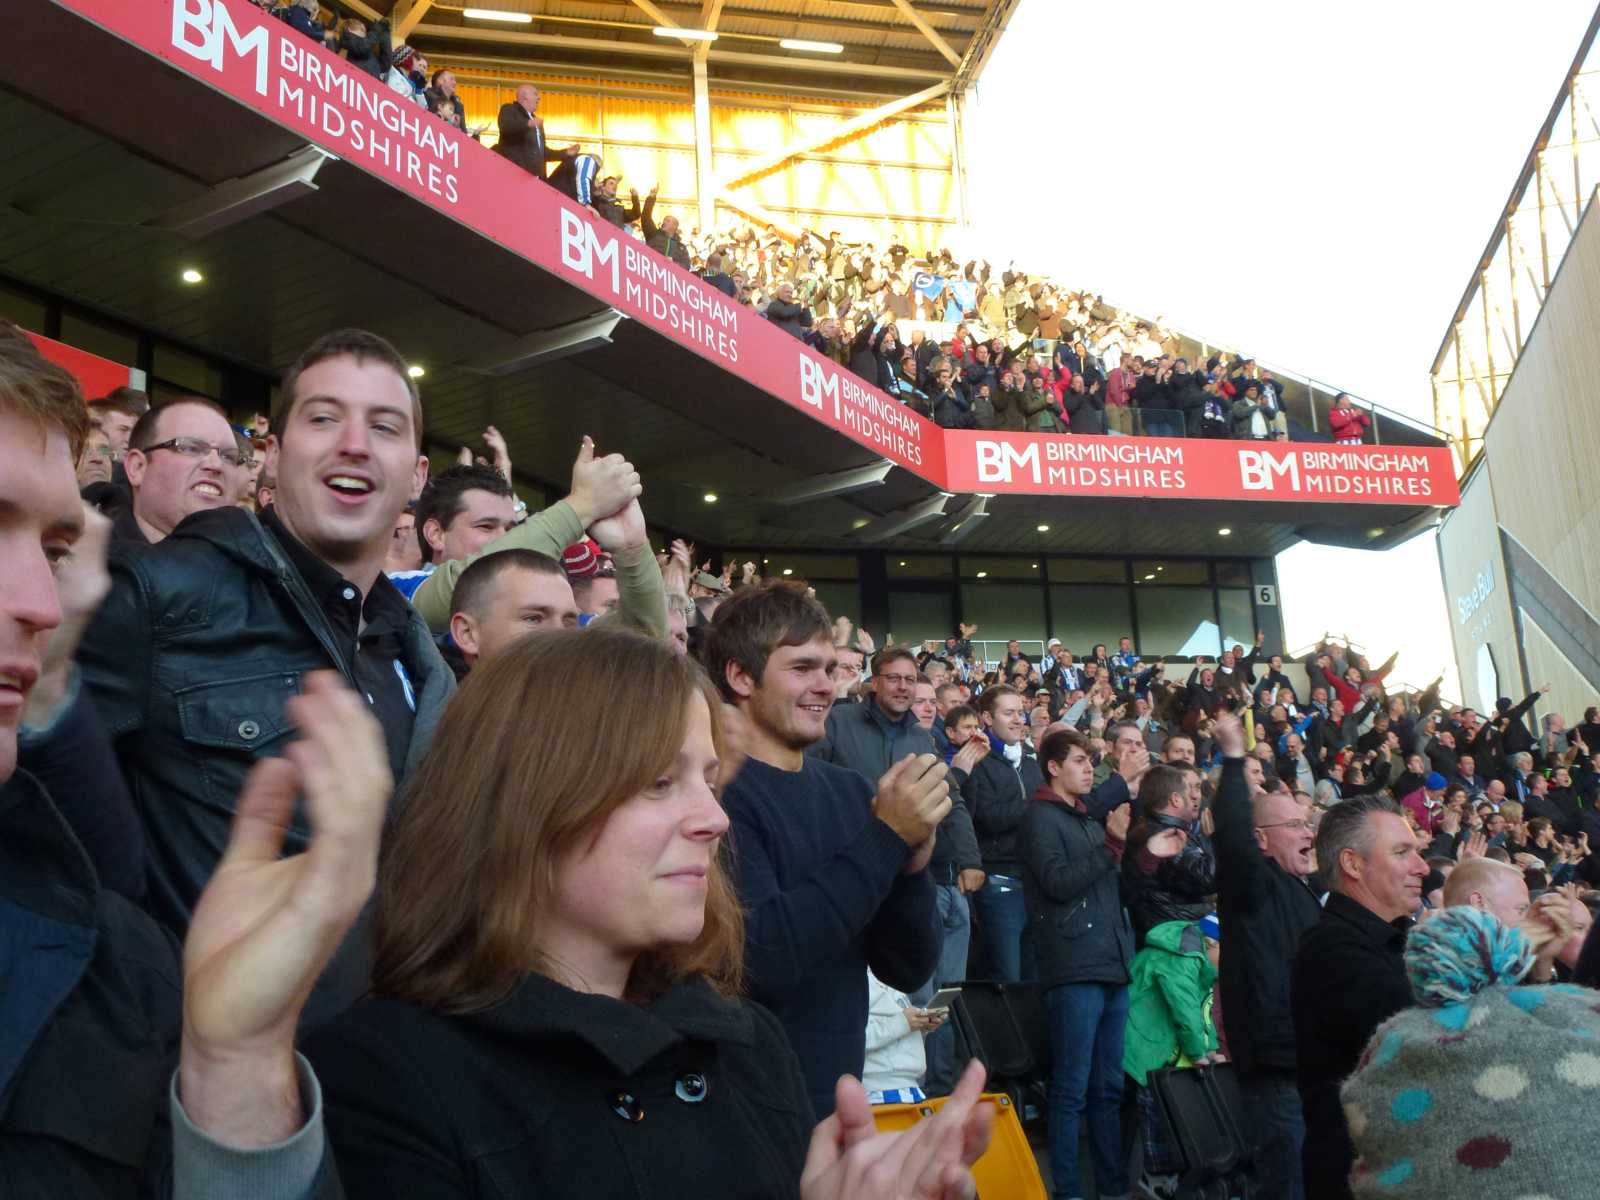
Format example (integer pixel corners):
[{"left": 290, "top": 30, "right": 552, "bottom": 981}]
[
  {"left": 381, "top": 0, "right": 1023, "bottom": 100},
  {"left": 4, "top": 0, "right": 1454, "bottom": 562}
]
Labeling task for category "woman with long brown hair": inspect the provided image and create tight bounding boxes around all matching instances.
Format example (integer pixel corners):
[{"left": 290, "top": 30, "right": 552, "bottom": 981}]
[{"left": 305, "top": 627, "right": 991, "bottom": 1199}]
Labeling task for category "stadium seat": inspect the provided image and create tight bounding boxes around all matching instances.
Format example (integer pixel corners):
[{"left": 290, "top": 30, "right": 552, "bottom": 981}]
[{"left": 871, "top": 1091, "right": 1047, "bottom": 1200}]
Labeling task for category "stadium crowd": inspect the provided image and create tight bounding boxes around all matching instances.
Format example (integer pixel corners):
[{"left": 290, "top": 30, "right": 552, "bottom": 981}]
[
  {"left": 9, "top": 308, "right": 1599, "bottom": 1199},
  {"left": 0, "top": 19, "right": 1579, "bottom": 1200}
]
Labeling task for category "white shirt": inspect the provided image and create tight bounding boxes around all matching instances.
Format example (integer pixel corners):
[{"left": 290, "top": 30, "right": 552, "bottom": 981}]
[{"left": 862, "top": 973, "right": 926, "bottom": 1095}]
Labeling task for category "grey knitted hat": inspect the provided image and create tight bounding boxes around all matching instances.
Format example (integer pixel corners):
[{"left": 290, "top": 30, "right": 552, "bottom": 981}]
[{"left": 1341, "top": 906, "right": 1600, "bottom": 1196}]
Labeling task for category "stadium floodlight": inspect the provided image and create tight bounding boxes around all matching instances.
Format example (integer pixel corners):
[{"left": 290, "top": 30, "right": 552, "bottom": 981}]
[
  {"left": 655, "top": 27, "right": 718, "bottom": 41},
  {"left": 851, "top": 493, "right": 950, "bottom": 541},
  {"left": 939, "top": 496, "right": 990, "bottom": 545},
  {"left": 463, "top": 8, "right": 533, "bottom": 23},
  {"left": 779, "top": 39, "right": 844, "bottom": 53},
  {"left": 146, "top": 145, "right": 331, "bottom": 238},
  {"left": 765, "top": 461, "right": 895, "bottom": 504},
  {"left": 461, "top": 309, "right": 625, "bottom": 374}
]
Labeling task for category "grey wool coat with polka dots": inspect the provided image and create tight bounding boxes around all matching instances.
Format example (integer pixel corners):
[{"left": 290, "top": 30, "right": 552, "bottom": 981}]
[{"left": 1342, "top": 979, "right": 1600, "bottom": 1196}]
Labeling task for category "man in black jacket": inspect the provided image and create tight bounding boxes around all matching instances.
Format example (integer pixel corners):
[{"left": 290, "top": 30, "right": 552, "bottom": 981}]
[
  {"left": 1210, "top": 713, "right": 1322, "bottom": 1200},
  {"left": 701, "top": 251, "right": 738, "bottom": 297},
  {"left": 963, "top": 685, "right": 1043, "bottom": 980},
  {"left": 924, "top": 359, "right": 974, "bottom": 429},
  {"left": 1291, "top": 796, "right": 1426, "bottom": 1200},
  {"left": 1494, "top": 685, "right": 1551, "bottom": 761},
  {"left": 493, "top": 84, "right": 575, "bottom": 180},
  {"left": 1022, "top": 728, "right": 1136, "bottom": 1200},
  {"left": 763, "top": 281, "right": 814, "bottom": 340},
  {"left": 78, "top": 329, "right": 456, "bottom": 1026}
]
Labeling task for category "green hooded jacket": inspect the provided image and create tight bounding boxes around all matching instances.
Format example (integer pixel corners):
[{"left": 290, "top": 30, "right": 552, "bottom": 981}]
[{"left": 1123, "top": 919, "right": 1218, "bottom": 1085}]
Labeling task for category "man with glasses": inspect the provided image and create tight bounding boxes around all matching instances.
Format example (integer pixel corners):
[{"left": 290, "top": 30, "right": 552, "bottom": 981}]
[
  {"left": 811, "top": 646, "right": 983, "bottom": 1096},
  {"left": 1210, "top": 713, "right": 1322, "bottom": 1200},
  {"left": 117, "top": 397, "right": 242, "bottom": 543}
]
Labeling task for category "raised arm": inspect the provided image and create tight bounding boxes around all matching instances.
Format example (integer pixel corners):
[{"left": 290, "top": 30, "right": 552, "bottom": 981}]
[
  {"left": 585, "top": 499, "right": 668, "bottom": 639},
  {"left": 1207, "top": 716, "right": 1265, "bottom": 910},
  {"left": 410, "top": 438, "right": 640, "bottom": 631}
]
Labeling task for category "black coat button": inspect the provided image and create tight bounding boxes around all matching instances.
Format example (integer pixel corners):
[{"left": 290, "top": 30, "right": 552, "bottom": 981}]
[
  {"left": 674, "top": 1073, "right": 708, "bottom": 1103},
  {"left": 609, "top": 1091, "right": 644, "bottom": 1122},
  {"left": 237, "top": 719, "right": 261, "bottom": 741}
]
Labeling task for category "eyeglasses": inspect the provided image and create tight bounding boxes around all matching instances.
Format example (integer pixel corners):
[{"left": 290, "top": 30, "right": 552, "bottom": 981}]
[
  {"left": 876, "top": 673, "right": 919, "bottom": 687},
  {"left": 1256, "top": 819, "right": 1316, "bottom": 833},
  {"left": 140, "top": 436, "right": 248, "bottom": 467}
]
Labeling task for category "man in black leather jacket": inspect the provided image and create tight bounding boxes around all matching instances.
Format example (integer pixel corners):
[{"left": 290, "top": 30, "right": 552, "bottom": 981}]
[
  {"left": 76, "top": 329, "right": 456, "bottom": 1026},
  {"left": 1123, "top": 764, "right": 1216, "bottom": 944}
]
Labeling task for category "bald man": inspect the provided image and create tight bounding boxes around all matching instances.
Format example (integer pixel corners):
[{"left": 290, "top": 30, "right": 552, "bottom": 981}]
[
  {"left": 493, "top": 83, "right": 575, "bottom": 180},
  {"left": 1443, "top": 856, "right": 1573, "bottom": 982},
  {"left": 1211, "top": 715, "right": 1322, "bottom": 1200},
  {"left": 1442, "top": 857, "right": 1531, "bottom": 925}
]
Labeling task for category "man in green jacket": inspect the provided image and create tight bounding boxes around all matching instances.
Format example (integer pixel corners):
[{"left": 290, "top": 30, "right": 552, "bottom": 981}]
[{"left": 1124, "top": 916, "right": 1223, "bottom": 1197}]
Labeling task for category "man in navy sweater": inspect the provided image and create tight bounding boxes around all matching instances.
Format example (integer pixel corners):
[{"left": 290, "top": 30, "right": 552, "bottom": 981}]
[{"left": 706, "top": 581, "right": 946, "bottom": 1117}]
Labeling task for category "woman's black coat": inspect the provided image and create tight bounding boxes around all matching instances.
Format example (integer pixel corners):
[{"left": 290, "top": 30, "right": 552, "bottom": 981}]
[{"left": 305, "top": 974, "right": 814, "bottom": 1199}]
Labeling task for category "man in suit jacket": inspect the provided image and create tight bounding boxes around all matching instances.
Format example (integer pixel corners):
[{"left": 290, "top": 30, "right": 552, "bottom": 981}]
[{"left": 493, "top": 84, "right": 574, "bottom": 180}]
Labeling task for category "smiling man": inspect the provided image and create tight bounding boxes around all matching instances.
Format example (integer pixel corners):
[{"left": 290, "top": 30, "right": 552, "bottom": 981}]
[
  {"left": 387, "top": 463, "right": 515, "bottom": 601},
  {"left": 809, "top": 645, "right": 982, "bottom": 1097},
  {"left": 706, "top": 581, "right": 946, "bottom": 1118},
  {"left": 117, "top": 397, "right": 241, "bottom": 543},
  {"left": 1291, "top": 796, "right": 1427, "bottom": 1200},
  {"left": 76, "top": 329, "right": 463, "bottom": 1024}
]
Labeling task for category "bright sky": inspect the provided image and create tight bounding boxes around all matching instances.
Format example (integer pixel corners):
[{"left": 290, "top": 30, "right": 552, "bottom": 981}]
[{"left": 963, "top": 0, "right": 1595, "bottom": 697}]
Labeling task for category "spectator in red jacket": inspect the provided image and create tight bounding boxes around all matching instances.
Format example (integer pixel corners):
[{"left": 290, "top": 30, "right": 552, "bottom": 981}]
[{"left": 1327, "top": 393, "right": 1371, "bottom": 444}]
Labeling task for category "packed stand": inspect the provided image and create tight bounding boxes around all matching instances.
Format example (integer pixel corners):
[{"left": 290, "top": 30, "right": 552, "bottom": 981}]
[
  {"left": 246, "top": 19, "right": 1373, "bottom": 448},
  {"left": 679, "top": 223, "right": 1377, "bottom": 442}
]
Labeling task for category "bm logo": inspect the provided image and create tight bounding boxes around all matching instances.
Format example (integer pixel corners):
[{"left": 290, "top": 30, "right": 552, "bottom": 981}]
[
  {"left": 798, "top": 355, "right": 839, "bottom": 415},
  {"left": 172, "top": 0, "right": 270, "bottom": 97},
  {"left": 975, "top": 440, "right": 1041, "bottom": 484},
  {"left": 1238, "top": 449, "right": 1301, "bottom": 491},
  {"left": 560, "top": 211, "right": 620, "bottom": 293}
]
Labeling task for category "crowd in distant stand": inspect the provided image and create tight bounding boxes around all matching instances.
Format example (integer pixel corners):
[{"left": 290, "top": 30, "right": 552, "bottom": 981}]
[{"left": 436, "top": 59, "right": 1376, "bottom": 445}]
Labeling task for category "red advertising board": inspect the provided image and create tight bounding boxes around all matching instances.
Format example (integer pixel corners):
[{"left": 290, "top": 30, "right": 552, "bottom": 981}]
[
  {"left": 48, "top": 0, "right": 1456, "bottom": 508},
  {"left": 944, "top": 431, "right": 1460, "bottom": 505},
  {"left": 25, "top": 330, "right": 136, "bottom": 400}
]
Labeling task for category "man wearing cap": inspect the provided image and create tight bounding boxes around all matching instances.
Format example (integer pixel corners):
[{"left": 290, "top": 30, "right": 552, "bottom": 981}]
[
  {"left": 1291, "top": 795, "right": 1427, "bottom": 1199},
  {"left": 565, "top": 539, "right": 618, "bottom": 619},
  {"left": 1040, "top": 637, "right": 1064, "bottom": 676},
  {"left": 1400, "top": 772, "right": 1449, "bottom": 833}
]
